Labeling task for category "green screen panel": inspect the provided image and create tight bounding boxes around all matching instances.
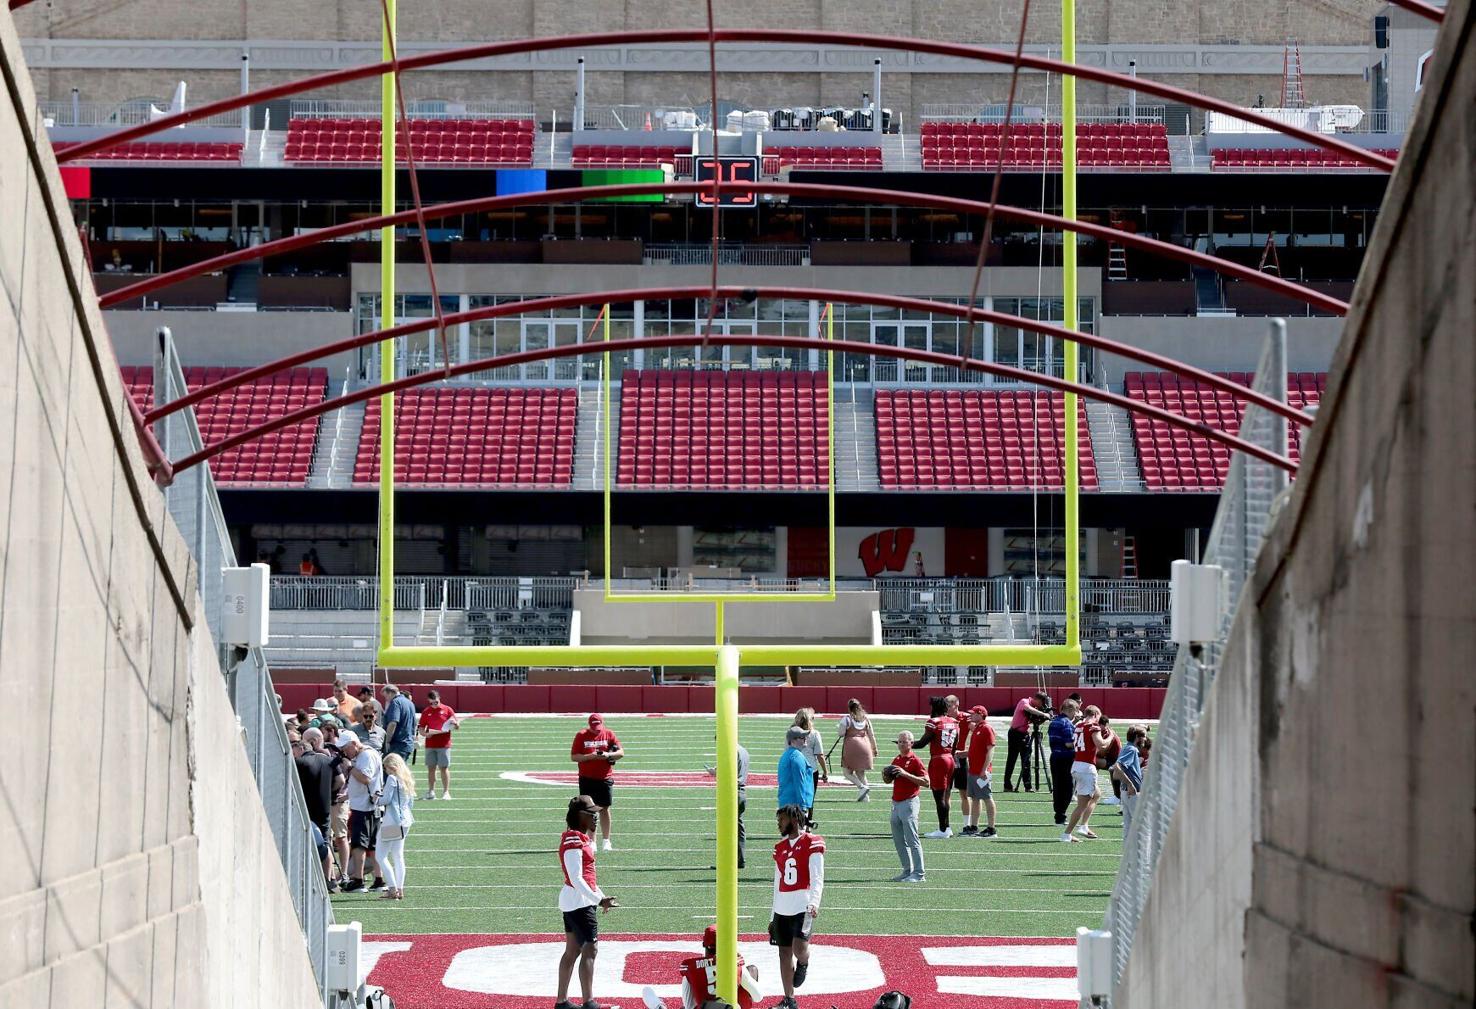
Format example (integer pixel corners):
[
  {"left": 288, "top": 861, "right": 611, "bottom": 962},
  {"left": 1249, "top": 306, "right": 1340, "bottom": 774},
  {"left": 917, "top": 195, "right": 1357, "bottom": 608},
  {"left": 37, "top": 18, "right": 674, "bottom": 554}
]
[{"left": 582, "top": 168, "right": 665, "bottom": 202}]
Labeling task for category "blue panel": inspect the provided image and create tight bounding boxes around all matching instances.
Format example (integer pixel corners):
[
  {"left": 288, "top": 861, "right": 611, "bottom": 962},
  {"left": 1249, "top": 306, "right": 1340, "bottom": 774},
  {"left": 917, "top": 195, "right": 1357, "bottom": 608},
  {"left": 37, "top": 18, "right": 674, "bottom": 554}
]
[{"left": 496, "top": 169, "right": 548, "bottom": 196}]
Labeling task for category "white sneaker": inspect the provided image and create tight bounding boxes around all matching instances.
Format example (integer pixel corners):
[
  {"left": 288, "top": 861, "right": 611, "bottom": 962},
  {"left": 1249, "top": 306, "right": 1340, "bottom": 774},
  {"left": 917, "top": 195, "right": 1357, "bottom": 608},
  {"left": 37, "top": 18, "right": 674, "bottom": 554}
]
[
  {"left": 420, "top": 792, "right": 436, "bottom": 801},
  {"left": 857, "top": 786, "right": 871, "bottom": 803},
  {"left": 1100, "top": 796, "right": 1121, "bottom": 806},
  {"left": 440, "top": 791, "right": 452, "bottom": 800},
  {"left": 924, "top": 828, "right": 953, "bottom": 839},
  {"left": 1061, "top": 832, "right": 1081, "bottom": 843},
  {"left": 602, "top": 839, "right": 614, "bottom": 851}
]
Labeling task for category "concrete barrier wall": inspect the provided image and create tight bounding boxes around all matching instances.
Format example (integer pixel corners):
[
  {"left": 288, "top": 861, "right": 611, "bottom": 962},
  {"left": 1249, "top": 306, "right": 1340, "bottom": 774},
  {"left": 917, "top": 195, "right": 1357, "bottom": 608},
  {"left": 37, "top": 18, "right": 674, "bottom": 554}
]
[
  {"left": 0, "top": 15, "right": 322, "bottom": 1009},
  {"left": 1116, "top": 0, "right": 1476, "bottom": 1004}
]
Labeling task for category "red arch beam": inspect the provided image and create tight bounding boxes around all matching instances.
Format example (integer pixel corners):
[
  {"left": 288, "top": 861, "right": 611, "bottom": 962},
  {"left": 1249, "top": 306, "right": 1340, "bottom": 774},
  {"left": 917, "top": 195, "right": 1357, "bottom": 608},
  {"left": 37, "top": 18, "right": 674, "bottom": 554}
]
[
  {"left": 56, "top": 30, "right": 1398, "bottom": 170},
  {"left": 99, "top": 181, "right": 1351, "bottom": 316},
  {"left": 167, "top": 332, "right": 1296, "bottom": 477},
  {"left": 142, "top": 284, "right": 1315, "bottom": 429}
]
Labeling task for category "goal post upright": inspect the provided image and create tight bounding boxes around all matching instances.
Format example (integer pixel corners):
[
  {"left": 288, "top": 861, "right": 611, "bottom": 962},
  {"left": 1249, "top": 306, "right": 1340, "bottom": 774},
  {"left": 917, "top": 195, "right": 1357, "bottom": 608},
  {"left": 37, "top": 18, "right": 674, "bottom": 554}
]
[
  {"left": 714, "top": 643, "right": 740, "bottom": 1005},
  {"left": 1062, "top": 0, "right": 1083, "bottom": 648},
  {"left": 376, "top": 0, "right": 398, "bottom": 655}
]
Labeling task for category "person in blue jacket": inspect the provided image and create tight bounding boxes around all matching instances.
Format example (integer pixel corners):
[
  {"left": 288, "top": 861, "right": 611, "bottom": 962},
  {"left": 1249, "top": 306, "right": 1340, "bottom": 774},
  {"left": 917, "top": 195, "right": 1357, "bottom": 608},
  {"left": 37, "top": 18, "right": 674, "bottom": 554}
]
[
  {"left": 778, "top": 726, "right": 815, "bottom": 819},
  {"left": 1048, "top": 699, "right": 1079, "bottom": 826}
]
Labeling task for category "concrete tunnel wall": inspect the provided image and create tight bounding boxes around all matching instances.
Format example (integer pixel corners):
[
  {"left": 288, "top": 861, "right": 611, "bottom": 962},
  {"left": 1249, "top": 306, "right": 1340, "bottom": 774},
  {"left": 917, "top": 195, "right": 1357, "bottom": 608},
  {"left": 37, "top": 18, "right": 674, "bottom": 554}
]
[
  {"left": 1114, "top": 0, "right": 1476, "bottom": 1005},
  {"left": 0, "top": 12, "right": 323, "bottom": 1009}
]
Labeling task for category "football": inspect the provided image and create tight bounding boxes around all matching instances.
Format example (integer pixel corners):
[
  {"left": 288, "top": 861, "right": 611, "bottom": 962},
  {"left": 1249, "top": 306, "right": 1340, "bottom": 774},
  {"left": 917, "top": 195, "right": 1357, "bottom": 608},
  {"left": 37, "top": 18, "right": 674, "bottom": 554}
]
[{"left": 882, "top": 764, "right": 901, "bottom": 783}]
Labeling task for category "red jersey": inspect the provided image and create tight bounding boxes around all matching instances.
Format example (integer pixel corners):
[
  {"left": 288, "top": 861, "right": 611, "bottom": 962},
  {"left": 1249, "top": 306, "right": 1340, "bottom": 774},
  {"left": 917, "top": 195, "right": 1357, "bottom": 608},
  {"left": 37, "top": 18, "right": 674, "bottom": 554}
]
[
  {"left": 890, "top": 752, "right": 926, "bottom": 802},
  {"left": 571, "top": 727, "right": 621, "bottom": 780},
  {"left": 679, "top": 954, "right": 757, "bottom": 1009},
  {"left": 1073, "top": 717, "right": 1100, "bottom": 765},
  {"left": 559, "top": 829, "right": 598, "bottom": 892},
  {"left": 967, "top": 720, "right": 996, "bottom": 775},
  {"left": 773, "top": 832, "right": 826, "bottom": 902},
  {"left": 924, "top": 716, "right": 960, "bottom": 758},
  {"left": 954, "top": 715, "right": 973, "bottom": 755},
  {"left": 419, "top": 703, "right": 456, "bottom": 748}
]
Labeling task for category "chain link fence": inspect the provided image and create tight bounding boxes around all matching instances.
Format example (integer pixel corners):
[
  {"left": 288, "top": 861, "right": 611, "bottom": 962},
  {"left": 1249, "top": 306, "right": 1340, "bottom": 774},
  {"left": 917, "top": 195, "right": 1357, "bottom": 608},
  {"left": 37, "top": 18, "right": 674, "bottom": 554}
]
[
  {"left": 153, "top": 329, "right": 333, "bottom": 1004},
  {"left": 1102, "top": 321, "right": 1289, "bottom": 993}
]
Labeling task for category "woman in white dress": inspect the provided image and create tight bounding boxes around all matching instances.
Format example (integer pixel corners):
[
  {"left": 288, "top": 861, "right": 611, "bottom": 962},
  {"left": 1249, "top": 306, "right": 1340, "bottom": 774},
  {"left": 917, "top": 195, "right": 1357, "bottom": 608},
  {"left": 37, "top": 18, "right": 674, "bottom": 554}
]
[{"left": 836, "top": 698, "right": 880, "bottom": 800}]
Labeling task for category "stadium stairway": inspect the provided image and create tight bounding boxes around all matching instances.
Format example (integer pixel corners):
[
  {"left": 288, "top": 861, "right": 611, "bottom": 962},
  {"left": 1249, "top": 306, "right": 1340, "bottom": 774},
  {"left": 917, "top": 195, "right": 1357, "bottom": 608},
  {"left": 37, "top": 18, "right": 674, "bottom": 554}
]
[
  {"left": 833, "top": 387, "right": 879, "bottom": 490},
  {"left": 1085, "top": 400, "right": 1145, "bottom": 491},
  {"left": 307, "top": 398, "right": 365, "bottom": 489},
  {"left": 572, "top": 386, "right": 609, "bottom": 491}
]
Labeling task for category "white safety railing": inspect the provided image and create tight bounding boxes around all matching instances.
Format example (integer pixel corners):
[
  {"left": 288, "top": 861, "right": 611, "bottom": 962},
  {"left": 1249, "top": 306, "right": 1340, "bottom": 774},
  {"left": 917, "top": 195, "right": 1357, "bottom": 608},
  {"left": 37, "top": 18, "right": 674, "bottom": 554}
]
[
  {"left": 287, "top": 98, "right": 534, "bottom": 119},
  {"left": 921, "top": 103, "right": 1167, "bottom": 125},
  {"left": 580, "top": 103, "right": 703, "bottom": 131},
  {"left": 643, "top": 243, "right": 811, "bottom": 267},
  {"left": 40, "top": 98, "right": 244, "bottom": 129},
  {"left": 1102, "top": 321, "right": 1290, "bottom": 993},
  {"left": 152, "top": 328, "right": 333, "bottom": 1004}
]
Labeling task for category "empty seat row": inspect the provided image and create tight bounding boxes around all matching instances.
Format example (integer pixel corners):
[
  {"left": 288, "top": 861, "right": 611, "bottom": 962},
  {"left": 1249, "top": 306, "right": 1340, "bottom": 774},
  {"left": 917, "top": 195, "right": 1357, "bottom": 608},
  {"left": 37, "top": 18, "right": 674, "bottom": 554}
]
[
  {"left": 53, "top": 141, "right": 242, "bottom": 163},
  {"left": 1211, "top": 147, "right": 1398, "bottom": 170},
  {"left": 286, "top": 116, "right": 534, "bottom": 166},
  {"left": 121, "top": 366, "right": 327, "bottom": 485},
  {"left": 1123, "top": 371, "right": 1325, "bottom": 490},
  {"left": 571, "top": 144, "right": 687, "bottom": 166},
  {"left": 875, "top": 389, "right": 1099, "bottom": 491},
  {"left": 353, "top": 388, "right": 577, "bottom": 487},
  {"left": 767, "top": 146, "right": 883, "bottom": 169},
  {"left": 921, "top": 121, "right": 1167, "bottom": 138},
  {"left": 617, "top": 370, "right": 830, "bottom": 490}
]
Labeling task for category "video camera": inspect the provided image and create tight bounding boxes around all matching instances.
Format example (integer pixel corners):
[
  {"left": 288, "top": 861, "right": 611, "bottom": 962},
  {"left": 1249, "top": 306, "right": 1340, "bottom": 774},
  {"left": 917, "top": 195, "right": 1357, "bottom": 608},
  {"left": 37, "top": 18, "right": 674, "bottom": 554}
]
[{"left": 873, "top": 993, "right": 912, "bottom": 1009}]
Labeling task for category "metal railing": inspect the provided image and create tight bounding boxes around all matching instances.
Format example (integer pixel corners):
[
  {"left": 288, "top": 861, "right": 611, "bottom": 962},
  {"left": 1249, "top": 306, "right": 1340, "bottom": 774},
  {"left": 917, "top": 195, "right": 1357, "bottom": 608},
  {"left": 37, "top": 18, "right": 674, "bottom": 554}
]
[
  {"left": 643, "top": 244, "right": 811, "bottom": 267},
  {"left": 287, "top": 98, "right": 534, "bottom": 120},
  {"left": 1103, "top": 321, "right": 1290, "bottom": 994},
  {"left": 580, "top": 104, "right": 703, "bottom": 131},
  {"left": 921, "top": 103, "right": 1167, "bottom": 125},
  {"left": 152, "top": 329, "right": 332, "bottom": 1004},
  {"left": 40, "top": 98, "right": 244, "bottom": 129}
]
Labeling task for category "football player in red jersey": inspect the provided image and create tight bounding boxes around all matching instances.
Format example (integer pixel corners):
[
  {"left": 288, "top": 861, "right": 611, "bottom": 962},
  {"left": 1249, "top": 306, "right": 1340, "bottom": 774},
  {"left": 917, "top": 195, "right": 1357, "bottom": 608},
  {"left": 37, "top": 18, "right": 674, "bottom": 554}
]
[
  {"left": 557, "top": 796, "right": 618, "bottom": 1009},
  {"left": 769, "top": 805, "right": 825, "bottom": 1009},
  {"left": 647, "top": 925, "right": 761, "bottom": 1009},
  {"left": 945, "top": 694, "right": 978, "bottom": 834},
  {"left": 910, "top": 696, "right": 959, "bottom": 838},
  {"left": 964, "top": 706, "right": 999, "bottom": 837},
  {"left": 1064, "top": 705, "right": 1109, "bottom": 842}
]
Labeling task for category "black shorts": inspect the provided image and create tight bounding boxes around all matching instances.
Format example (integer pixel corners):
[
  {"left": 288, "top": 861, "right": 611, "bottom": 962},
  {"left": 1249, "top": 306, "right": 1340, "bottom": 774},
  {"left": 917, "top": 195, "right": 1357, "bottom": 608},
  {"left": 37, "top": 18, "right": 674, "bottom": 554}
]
[
  {"left": 769, "top": 911, "right": 813, "bottom": 947},
  {"left": 563, "top": 906, "right": 599, "bottom": 946},
  {"left": 578, "top": 776, "right": 613, "bottom": 809},
  {"left": 348, "top": 808, "right": 380, "bottom": 851},
  {"left": 952, "top": 755, "right": 970, "bottom": 791}
]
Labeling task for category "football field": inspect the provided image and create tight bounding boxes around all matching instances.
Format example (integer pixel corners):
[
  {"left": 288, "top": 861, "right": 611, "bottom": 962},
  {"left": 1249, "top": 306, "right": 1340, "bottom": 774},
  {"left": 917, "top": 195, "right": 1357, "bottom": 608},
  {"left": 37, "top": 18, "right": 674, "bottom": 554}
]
[{"left": 345, "top": 714, "right": 1129, "bottom": 1007}]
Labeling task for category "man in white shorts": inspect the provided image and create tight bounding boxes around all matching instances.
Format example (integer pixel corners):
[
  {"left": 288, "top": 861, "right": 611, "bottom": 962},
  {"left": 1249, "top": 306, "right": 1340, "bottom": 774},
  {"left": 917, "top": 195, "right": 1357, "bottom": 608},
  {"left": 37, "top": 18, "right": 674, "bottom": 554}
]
[{"left": 1063, "top": 706, "right": 1109, "bottom": 843}]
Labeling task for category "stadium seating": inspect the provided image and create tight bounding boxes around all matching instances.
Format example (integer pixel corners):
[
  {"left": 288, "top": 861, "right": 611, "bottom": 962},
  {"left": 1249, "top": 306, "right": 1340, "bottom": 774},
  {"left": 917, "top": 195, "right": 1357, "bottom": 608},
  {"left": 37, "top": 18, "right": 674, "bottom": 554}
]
[
  {"left": 121, "top": 365, "right": 327, "bottom": 485},
  {"left": 920, "top": 121, "right": 1170, "bottom": 170},
  {"left": 616, "top": 370, "right": 830, "bottom": 489},
  {"left": 1210, "top": 147, "right": 1398, "bottom": 170},
  {"left": 353, "top": 387, "right": 576, "bottom": 487},
  {"left": 766, "top": 145, "right": 883, "bottom": 170},
  {"left": 874, "top": 389, "right": 1099, "bottom": 490},
  {"left": 52, "top": 140, "right": 243, "bottom": 162},
  {"left": 571, "top": 144, "right": 687, "bottom": 167},
  {"left": 284, "top": 117, "right": 535, "bottom": 165},
  {"left": 1123, "top": 371, "right": 1326, "bottom": 490}
]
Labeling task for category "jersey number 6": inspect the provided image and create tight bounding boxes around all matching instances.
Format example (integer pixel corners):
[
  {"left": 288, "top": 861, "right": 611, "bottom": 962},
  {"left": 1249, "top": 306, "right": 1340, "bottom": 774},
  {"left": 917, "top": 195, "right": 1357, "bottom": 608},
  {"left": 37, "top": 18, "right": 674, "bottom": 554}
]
[{"left": 783, "top": 857, "right": 798, "bottom": 886}]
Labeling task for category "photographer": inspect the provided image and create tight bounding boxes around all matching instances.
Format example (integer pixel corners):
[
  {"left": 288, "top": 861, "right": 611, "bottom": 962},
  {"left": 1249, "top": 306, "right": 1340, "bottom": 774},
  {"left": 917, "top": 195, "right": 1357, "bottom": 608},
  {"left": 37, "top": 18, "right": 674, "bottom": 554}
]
[
  {"left": 1047, "top": 699, "right": 1079, "bottom": 826},
  {"left": 1005, "top": 691, "right": 1051, "bottom": 792}
]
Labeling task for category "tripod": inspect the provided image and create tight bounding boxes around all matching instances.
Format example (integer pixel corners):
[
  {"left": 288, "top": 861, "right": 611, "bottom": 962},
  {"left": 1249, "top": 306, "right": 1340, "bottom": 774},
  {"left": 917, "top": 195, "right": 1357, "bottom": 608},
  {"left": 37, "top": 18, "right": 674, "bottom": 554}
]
[{"left": 1027, "top": 721, "right": 1052, "bottom": 792}]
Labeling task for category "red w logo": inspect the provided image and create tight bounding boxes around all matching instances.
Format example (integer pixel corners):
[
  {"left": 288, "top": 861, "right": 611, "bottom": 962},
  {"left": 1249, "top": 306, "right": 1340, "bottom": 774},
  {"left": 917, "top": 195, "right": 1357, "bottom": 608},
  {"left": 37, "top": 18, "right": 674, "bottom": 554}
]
[{"left": 857, "top": 528, "right": 916, "bottom": 577}]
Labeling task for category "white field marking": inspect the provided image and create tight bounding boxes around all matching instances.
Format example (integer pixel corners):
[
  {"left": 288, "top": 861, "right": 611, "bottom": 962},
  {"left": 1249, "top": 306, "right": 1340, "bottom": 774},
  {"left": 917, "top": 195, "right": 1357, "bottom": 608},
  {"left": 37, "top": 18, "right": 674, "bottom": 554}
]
[
  {"left": 355, "top": 882, "right": 1110, "bottom": 896},
  {"left": 409, "top": 846, "right": 1122, "bottom": 857},
  {"left": 336, "top": 903, "right": 1098, "bottom": 914},
  {"left": 360, "top": 941, "right": 413, "bottom": 978},
  {"left": 936, "top": 976, "right": 1079, "bottom": 1001},
  {"left": 441, "top": 939, "right": 884, "bottom": 999},
  {"left": 922, "top": 945, "right": 1080, "bottom": 967},
  {"left": 407, "top": 864, "right": 1113, "bottom": 876}
]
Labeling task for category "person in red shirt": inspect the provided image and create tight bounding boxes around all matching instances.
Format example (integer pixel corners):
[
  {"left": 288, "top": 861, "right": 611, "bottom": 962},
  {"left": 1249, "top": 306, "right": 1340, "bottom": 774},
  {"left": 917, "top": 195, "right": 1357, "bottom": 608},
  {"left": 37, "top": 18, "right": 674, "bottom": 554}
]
[
  {"left": 885, "top": 731, "right": 929, "bottom": 883},
  {"left": 964, "top": 706, "right": 999, "bottom": 837},
  {"left": 945, "top": 694, "right": 978, "bottom": 834},
  {"left": 557, "top": 795, "right": 618, "bottom": 1009},
  {"left": 653, "top": 925, "right": 761, "bottom": 1009},
  {"left": 769, "top": 804, "right": 825, "bottom": 1009},
  {"left": 910, "top": 696, "right": 959, "bottom": 838},
  {"left": 571, "top": 714, "right": 624, "bottom": 851},
  {"left": 1064, "top": 705, "right": 1109, "bottom": 843},
  {"left": 416, "top": 688, "right": 459, "bottom": 800}
]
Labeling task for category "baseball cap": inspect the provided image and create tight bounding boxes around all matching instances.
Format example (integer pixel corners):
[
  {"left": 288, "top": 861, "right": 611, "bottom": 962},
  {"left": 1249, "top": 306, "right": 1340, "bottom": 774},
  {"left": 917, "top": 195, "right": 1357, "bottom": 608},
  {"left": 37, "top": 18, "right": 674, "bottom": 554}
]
[
  {"left": 701, "top": 925, "right": 719, "bottom": 949},
  {"left": 312, "top": 698, "right": 333, "bottom": 713},
  {"left": 570, "top": 794, "right": 600, "bottom": 816},
  {"left": 336, "top": 732, "right": 361, "bottom": 749},
  {"left": 588, "top": 713, "right": 603, "bottom": 726},
  {"left": 786, "top": 725, "right": 808, "bottom": 744},
  {"left": 970, "top": 704, "right": 988, "bottom": 716}
]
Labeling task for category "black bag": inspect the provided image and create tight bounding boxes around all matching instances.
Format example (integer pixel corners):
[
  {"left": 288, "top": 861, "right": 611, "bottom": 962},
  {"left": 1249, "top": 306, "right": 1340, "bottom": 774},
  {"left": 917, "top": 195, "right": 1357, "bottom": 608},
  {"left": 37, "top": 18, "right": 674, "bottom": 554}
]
[{"left": 873, "top": 993, "right": 911, "bottom": 1009}]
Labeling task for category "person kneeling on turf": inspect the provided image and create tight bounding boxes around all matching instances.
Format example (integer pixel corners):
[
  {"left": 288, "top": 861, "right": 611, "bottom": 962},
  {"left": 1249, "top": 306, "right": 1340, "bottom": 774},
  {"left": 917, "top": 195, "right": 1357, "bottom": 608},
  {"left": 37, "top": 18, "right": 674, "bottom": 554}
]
[
  {"left": 770, "top": 804, "right": 824, "bottom": 1009},
  {"left": 644, "top": 925, "right": 761, "bottom": 1009}
]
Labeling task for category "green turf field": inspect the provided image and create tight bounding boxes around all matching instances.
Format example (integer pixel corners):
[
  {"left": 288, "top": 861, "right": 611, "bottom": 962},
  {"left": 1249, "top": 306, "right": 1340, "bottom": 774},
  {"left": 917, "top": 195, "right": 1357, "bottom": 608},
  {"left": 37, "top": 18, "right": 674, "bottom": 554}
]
[{"left": 335, "top": 715, "right": 1126, "bottom": 937}]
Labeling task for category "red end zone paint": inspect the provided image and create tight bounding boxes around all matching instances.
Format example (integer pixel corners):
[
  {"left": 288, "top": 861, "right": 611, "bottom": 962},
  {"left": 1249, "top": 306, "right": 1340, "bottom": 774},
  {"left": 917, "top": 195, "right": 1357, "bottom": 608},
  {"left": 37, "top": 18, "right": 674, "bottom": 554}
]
[{"left": 363, "top": 933, "right": 1076, "bottom": 1008}]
